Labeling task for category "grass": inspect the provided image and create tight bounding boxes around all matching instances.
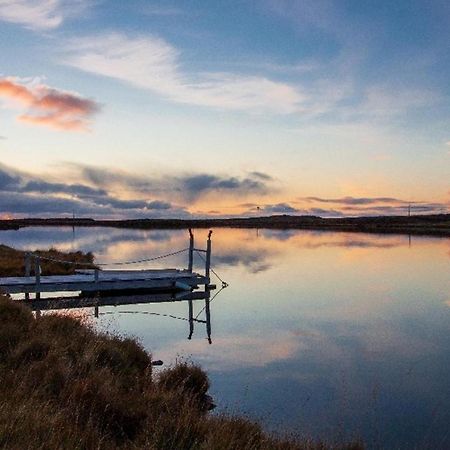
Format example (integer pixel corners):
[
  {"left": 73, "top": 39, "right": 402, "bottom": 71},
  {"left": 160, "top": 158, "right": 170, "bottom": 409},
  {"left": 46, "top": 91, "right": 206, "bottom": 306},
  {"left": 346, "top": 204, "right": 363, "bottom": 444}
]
[
  {"left": 0, "top": 295, "right": 363, "bottom": 450},
  {"left": 0, "top": 244, "right": 96, "bottom": 277}
]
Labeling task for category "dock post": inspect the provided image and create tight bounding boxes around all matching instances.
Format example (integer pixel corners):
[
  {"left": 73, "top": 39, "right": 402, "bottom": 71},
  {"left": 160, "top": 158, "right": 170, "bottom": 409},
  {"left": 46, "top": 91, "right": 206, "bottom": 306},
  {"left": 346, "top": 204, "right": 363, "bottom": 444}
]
[
  {"left": 188, "top": 299, "right": 194, "bottom": 339},
  {"left": 24, "top": 252, "right": 31, "bottom": 300},
  {"left": 205, "top": 288, "right": 212, "bottom": 344},
  {"left": 94, "top": 268, "right": 99, "bottom": 282},
  {"left": 205, "top": 230, "right": 212, "bottom": 281},
  {"left": 188, "top": 228, "right": 194, "bottom": 272},
  {"left": 34, "top": 256, "right": 41, "bottom": 300}
]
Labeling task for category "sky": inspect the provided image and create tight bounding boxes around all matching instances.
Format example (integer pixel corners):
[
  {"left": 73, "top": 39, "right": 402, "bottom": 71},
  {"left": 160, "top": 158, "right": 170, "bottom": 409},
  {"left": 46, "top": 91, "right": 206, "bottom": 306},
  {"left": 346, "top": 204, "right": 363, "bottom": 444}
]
[{"left": 0, "top": 0, "right": 449, "bottom": 218}]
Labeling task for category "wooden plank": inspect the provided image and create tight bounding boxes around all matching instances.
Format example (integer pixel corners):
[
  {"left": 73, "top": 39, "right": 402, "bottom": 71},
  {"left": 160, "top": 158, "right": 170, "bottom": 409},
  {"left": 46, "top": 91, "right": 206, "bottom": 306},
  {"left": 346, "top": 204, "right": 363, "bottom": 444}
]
[
  {"left": 0, "top": 271, "right": 202, "bottom": 285},
  {"left": 0, "top": 274, "right": 208, "bottom": 294},
  {"left": 75, "top": 269, "right": 180, "bottom": 275}
]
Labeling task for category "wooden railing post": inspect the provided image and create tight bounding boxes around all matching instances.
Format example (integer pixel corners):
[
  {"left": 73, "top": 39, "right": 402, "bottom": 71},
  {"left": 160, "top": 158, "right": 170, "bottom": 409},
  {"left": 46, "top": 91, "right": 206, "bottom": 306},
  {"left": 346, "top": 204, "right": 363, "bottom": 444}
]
[
  {"left": 205, "top": 230, "right": 212, "bottom": 281},
  {"left": 188, "top": 229, "right": 194, "bottom": 272},
  {"left": 34, "top": 256, "right": 41, "bottom": 300}
]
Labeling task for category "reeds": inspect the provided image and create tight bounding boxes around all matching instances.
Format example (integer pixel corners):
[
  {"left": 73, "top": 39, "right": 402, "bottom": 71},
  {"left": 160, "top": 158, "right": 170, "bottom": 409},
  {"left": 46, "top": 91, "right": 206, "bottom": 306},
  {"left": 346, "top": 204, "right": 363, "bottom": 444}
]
[
  {"left": 0, "top": 295, "right": 363, "bottom": 449},
  {"left": 0, "top": 244, "right": 96, "bottom": 277}
]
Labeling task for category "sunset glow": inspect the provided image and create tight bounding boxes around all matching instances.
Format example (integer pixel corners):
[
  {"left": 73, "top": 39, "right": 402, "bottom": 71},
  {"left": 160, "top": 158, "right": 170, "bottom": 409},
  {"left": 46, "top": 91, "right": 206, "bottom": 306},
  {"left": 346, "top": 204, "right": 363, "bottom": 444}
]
[{"left": 0, "top": 1, "right": 449, "bottom": 218}]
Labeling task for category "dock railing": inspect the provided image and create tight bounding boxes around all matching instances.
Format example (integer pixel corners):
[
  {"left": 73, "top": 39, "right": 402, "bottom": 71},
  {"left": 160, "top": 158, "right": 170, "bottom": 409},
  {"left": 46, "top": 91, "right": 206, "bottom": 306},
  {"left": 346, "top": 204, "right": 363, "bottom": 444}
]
[
  {"left": 19, "top": 229, "right": 216, "bottom": 299},
  {"left": 188, "top": 228, "right": 212, "bottom": 283}
]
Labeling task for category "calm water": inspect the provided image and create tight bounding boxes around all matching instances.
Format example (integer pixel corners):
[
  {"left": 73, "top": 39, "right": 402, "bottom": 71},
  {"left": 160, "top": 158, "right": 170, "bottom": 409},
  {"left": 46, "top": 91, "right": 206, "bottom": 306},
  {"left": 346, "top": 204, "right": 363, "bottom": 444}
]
[{"left": 2, "top": 227, "right": 450, "bottom": 448}]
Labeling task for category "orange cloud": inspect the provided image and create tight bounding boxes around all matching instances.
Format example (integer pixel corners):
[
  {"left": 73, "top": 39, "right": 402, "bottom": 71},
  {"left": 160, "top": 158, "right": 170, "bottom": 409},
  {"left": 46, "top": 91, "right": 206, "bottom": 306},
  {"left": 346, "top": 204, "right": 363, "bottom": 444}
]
[{"left": 0, "top": 78, "right": 99, "bottom": 131}]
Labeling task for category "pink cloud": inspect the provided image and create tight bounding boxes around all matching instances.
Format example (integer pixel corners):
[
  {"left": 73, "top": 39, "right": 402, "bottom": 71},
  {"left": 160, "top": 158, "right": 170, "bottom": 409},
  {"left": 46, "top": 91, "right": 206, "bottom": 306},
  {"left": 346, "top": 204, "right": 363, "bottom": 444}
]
[{"left": 0, "top": 78, "right": 99, "bottom": 131}]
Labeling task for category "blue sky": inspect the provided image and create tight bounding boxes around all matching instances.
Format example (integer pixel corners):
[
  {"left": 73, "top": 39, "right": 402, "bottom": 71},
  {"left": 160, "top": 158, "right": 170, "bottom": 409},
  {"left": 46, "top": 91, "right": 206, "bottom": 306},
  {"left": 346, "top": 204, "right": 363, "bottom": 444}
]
[{"left": 0, "top": 0, "right": 449, "bottom": 218}]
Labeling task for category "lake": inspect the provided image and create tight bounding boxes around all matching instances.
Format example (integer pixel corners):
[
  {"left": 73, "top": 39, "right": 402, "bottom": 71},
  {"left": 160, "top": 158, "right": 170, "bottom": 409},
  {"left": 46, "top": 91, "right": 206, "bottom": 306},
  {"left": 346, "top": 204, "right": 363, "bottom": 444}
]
[{"left": 1, "top": 226, "right": 449, "bottom": 449}]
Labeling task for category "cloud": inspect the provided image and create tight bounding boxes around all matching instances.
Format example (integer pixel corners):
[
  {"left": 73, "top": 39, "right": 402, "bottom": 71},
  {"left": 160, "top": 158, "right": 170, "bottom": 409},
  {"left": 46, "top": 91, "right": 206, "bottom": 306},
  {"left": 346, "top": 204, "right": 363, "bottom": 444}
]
[
  {"left": 0, "top": 163, "right": 274, "bottom": 218},
  {"left": 302, "top": 196, "right": 409, "bottom": 206},
  {"left": 21, "top": 180, "right": 107, "bottom": 197},
  {"left": 63, "top": 32, "right": 304, "bottom": 114},
  {"left": 0, "top": 191, "right": 105, "bottom": 216},
  {"left": 248, "top": 171, "right": 273, "bottom": 181},
  {"left": 341, "top": 204, "right": 449, "bottom": 215},
  {"left": 75, "top": 164, "right": 273, "bottom": 201},
  {"left": 241, "top": 196, "right": 449, "bottom": 218},
  {"left": 0, "top": 163, "right": 185, "bottom": 218},
  {"left": 214, "top": 247, "right": 273, "bottom": 273},
  {"left": 181, "top": 174, "right": 268, "bottom": 198},
  {"left": 261, "top": 202, "right": 299, "bottom": 214},
  {"left": 158, "top": 331, "right": 305, "bottom": 371},
  {"left": 0, "top": 0, "right": 90, "bottom": 30},
  {"left": 0, "top": 77, "right": 99, "bottom": 131},
  {"left": 297, "top": 196, "right": 449, "bottom": 215}
]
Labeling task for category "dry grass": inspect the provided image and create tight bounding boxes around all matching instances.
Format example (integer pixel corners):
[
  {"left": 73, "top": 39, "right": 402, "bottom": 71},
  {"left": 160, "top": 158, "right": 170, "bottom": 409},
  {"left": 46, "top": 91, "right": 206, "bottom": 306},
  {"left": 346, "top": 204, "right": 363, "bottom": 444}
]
[
  {"left": 0, "top": 244, "right": 96, "bottom": 277},
  {"left": 0, "top": 295, "right": 363, "bottom": 449}
]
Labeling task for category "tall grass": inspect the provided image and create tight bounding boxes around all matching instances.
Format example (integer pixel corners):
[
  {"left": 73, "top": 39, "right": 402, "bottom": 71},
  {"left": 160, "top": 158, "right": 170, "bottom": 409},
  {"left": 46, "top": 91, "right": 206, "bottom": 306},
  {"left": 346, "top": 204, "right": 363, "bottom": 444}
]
[
  {"left": 0, "top": 295, "right": 363, "bottom": 449},
  {"left": 0, "top": 244, "right": 96, "bottom": 277}
]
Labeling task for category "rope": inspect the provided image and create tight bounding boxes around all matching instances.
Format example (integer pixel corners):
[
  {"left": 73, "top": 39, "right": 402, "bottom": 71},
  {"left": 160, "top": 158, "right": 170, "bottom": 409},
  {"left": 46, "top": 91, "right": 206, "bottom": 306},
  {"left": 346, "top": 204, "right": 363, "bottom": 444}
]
[
  {"left": 99, "top": 310, "right": 190, "bottom": 322},
  {"left": 195, "top": 250, "right": 229, "bottom": 288},
  {"left": 194, "top": 285, "right": 227, "bottom": 320},
  {"left": 99, "top": 310, "right": 208, "bottom": 324},
  {"left": 28, "top": 248, "right": 189, "bottom": 267}
]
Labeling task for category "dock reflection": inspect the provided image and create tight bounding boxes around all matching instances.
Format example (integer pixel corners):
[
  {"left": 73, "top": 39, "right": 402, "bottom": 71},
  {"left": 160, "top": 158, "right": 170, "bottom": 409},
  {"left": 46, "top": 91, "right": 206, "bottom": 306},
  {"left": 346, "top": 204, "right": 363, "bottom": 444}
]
[{"left": 21, "top": 288, "right": 213, "bottom": 343}]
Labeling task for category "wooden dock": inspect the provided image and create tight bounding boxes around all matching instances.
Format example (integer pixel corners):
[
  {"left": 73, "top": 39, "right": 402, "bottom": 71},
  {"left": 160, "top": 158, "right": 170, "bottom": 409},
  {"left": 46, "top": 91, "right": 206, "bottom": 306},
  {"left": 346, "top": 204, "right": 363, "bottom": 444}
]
[
  {"left": 0, "top": 269, "right": 210, "bottom": 295},
  {"left": 0, "top": 230, "right": 217, "bottom": 300}
]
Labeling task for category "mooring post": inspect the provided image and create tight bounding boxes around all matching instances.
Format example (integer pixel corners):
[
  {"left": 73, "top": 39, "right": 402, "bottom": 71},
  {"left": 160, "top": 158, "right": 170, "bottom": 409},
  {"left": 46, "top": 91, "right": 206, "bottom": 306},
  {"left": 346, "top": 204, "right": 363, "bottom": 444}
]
[
  {"left": 94, "top": 268, "right": 99, "bottom": 282},
  {"left": 188, "top": 228, "right": 194, "bottom": 272},
  {"left": 24, "top": 252, "right": 31, "bottom": 300},
  {"left": 205, "top": 230, "right": 212, "bottom": 281},
  {"left": 34, "top": 256, "right": 41, "bottom": 300}
]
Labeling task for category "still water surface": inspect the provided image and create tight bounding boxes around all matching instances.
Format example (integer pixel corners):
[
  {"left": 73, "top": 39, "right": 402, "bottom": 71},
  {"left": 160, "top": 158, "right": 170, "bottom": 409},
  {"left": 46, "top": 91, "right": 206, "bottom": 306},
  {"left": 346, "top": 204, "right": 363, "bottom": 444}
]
[{"left": 1, "top": 227, "right": 449, "bottom": 448}]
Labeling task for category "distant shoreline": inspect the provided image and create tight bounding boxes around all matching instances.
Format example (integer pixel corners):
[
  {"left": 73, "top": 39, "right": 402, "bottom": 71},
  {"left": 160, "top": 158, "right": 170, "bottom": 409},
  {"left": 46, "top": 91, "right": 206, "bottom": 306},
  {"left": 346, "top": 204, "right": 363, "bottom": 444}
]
[{"left": 1, "top": 214, "right": 449, "bottom": 237}]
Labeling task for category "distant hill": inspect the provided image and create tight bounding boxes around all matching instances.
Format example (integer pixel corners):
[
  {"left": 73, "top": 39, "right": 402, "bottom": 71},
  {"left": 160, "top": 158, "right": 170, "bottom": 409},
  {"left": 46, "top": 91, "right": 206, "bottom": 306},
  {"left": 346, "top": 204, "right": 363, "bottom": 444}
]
[{"left": 1, "top": 214, "right": 449, "bottom": 236}]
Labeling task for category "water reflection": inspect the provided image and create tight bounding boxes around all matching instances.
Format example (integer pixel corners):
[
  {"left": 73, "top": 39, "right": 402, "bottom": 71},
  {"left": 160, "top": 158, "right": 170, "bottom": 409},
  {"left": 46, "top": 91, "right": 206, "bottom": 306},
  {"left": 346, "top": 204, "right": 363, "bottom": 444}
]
[
  {"left": 25, "top": 289, "right": 214, "bottom": 343},
  {"left": 1, "top": 227, "right": 450, "bottom": 448}
]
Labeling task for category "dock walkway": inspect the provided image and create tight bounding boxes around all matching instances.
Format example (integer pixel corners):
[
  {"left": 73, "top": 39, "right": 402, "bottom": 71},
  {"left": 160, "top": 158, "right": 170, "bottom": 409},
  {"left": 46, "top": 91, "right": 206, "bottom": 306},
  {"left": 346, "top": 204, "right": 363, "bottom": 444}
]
[
  {"left": 0, "top": 230, "right": 216, "bottom": 299},
  {"left": 0, "top": 269, "right": 209, "bottom": 294}
]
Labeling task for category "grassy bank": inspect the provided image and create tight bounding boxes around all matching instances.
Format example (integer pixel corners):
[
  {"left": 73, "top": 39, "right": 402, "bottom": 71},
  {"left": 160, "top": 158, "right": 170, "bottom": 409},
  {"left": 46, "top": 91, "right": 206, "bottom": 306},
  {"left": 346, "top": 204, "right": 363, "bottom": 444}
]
[
  {"left": 0, "top": 295, "right": 362, "bottom": 449},
  {"left": 0, "top": 244, "right": 96, "bottom": 277}
]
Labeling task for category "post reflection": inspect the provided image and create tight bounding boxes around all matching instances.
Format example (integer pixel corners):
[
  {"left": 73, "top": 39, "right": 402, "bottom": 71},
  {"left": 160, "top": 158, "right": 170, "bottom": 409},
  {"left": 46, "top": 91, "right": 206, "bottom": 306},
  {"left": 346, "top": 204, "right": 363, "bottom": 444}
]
[
  {"left": 188, "top": 292, "right": 212, "bottom": 344},
  {"left": 25, "top": 289, "right": 213, "bottom": 343}
]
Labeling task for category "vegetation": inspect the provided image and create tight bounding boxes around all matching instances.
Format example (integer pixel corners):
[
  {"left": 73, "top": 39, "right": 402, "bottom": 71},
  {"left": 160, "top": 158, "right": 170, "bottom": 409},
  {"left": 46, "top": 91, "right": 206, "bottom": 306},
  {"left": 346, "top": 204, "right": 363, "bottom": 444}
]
[
  {"left": 0, "top": 244, "right": 96, "bottom": 277},
  {"left": 1, "top": 214, "right": 449, "bottom": 236},
  {"left": 0, "top": 295, "right": 363, "bottom": 449}
]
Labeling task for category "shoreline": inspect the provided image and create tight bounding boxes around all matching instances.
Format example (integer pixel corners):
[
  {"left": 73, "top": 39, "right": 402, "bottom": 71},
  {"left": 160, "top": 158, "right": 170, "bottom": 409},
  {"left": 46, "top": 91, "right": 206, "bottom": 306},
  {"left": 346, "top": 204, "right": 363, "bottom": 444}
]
[
  {"left": 0, "top": 294, "right": 362, "bottom": 449},
  {"left": 0, "top": 213, "right": 449, "bottom": 237}
]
